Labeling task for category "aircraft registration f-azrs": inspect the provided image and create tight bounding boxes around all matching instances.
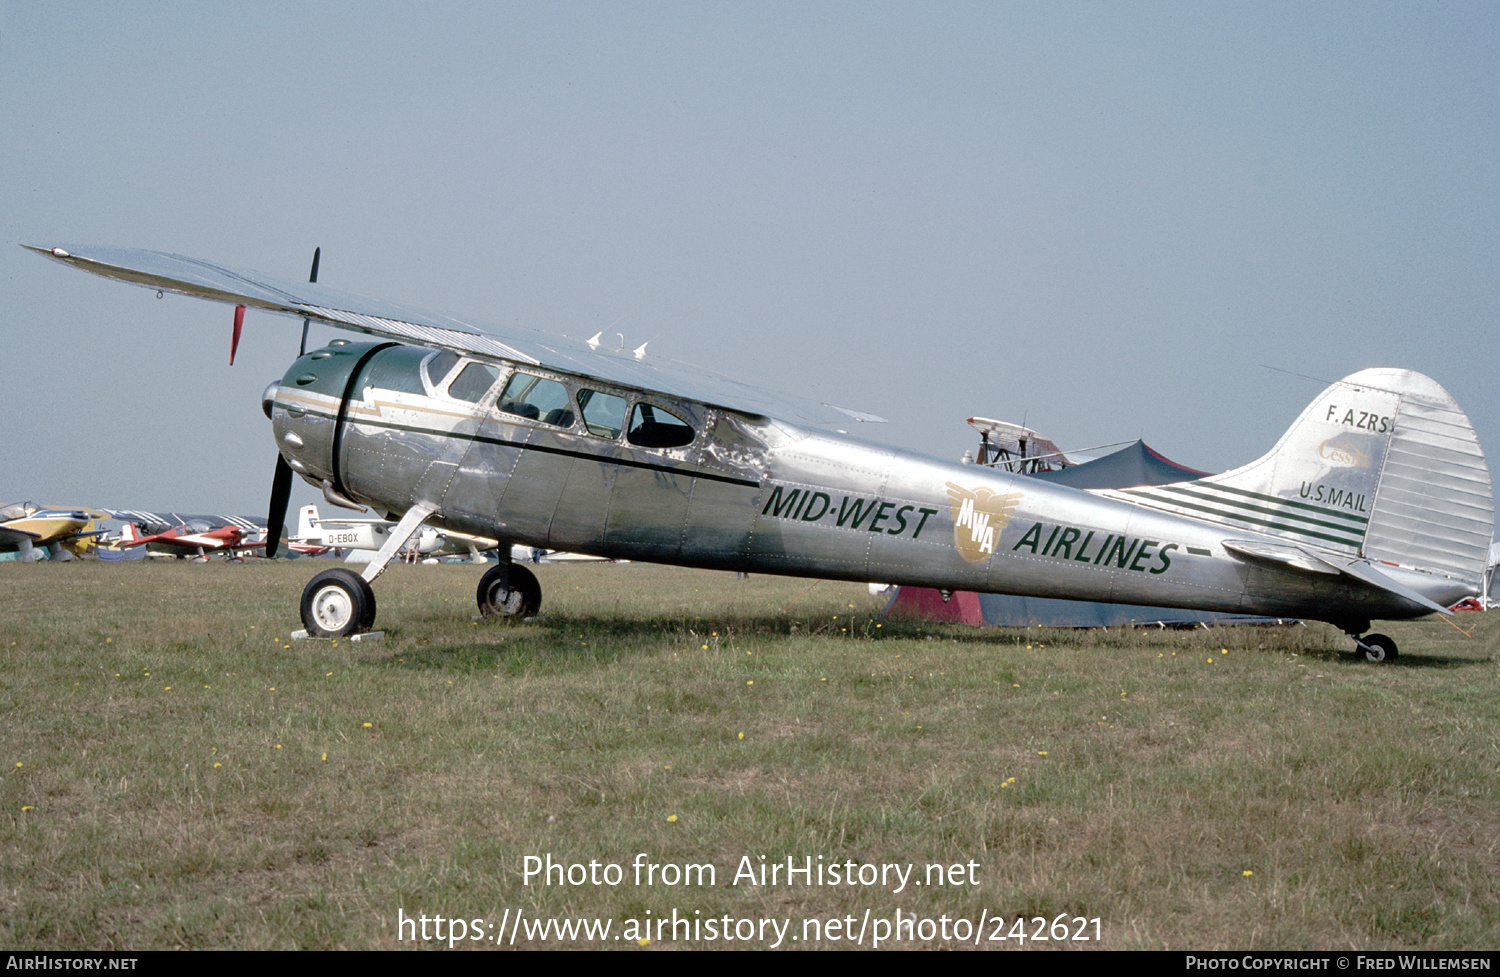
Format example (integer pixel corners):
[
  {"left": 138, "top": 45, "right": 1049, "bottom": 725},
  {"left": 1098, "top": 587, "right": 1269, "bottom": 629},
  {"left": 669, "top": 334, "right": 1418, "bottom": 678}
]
[{"left": 27, "top": 245, "right": 1494, "bottom": 661}]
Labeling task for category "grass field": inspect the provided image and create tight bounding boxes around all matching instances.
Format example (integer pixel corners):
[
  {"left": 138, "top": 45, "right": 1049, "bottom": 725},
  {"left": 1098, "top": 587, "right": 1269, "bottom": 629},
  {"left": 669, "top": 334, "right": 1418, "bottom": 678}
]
[{"left": 1, "top": 558, "right": 1496, "bottom": 950}]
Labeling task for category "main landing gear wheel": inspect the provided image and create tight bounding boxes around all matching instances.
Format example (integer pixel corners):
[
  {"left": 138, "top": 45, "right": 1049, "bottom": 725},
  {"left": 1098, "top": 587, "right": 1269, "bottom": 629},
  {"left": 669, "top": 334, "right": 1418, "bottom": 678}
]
[
  {"left": 300, "top": 568, "right": 377, "bottom": 637},
  {"left": 1355, "top": 633, "right": 1399, "bottom": 663},
  {"left": 477, "top": 564, "right": 541, "bottom": 620}
]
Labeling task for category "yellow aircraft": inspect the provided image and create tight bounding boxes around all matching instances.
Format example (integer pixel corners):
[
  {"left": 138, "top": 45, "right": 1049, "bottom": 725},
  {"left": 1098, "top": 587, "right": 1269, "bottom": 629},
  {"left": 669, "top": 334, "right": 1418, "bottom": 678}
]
[{"left": 0, "top": 502, "right": 109, "bottom": 562}]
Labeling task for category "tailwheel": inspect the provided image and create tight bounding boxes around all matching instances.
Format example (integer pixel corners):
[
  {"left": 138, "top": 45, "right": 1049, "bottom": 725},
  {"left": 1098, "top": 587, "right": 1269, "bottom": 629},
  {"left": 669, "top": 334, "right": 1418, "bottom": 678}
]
[
  {"left": 1355, "top": 633, "right": 1398, "bottom": 663},
  {"left": 477, "top": 563, "right": 541, "bottom": 620},
  {"left": 300, "top": 568, "right": 377, "bottom": 637}
]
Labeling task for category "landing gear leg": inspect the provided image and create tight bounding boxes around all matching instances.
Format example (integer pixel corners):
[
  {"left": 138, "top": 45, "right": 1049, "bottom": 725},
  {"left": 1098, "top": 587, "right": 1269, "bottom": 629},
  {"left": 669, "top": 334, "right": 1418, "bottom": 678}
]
[
  {"left": 294, "top": 502, "right": 435, "bottom": 639},
  {"left": 477, "top": 559, "right": 541, "bottom": 620},
  {"left": 1353, "top": 633, "right": 1399, "bottom": 663}
]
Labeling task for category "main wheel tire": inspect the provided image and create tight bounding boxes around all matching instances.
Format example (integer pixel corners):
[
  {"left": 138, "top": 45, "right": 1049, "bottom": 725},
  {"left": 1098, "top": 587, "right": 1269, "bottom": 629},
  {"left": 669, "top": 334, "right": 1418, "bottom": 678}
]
[
  {"left": 477, "top": 563, "right": 541, "bottom": 620},
  {"left": 301, "top": 568, "right": 376, "bottom": 637},
  {"left": 1357, "top": 633, "right": 1398, "bottom": 662}
]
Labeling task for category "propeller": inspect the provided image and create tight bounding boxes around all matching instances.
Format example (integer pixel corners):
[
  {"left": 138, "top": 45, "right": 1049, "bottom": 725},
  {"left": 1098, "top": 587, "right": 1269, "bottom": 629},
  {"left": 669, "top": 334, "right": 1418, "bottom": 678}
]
[
  {"left": 301, "top": 247, "right": 319, "bottom": 355},
  {"left": 266, "top": 456, "right": 293, "bottom": 559},
  {"left": 264, "top": 247, "right": 320, "bottom": 558},
  {"left": 230, "top": 305, "right": 246, "bottom": 365}
]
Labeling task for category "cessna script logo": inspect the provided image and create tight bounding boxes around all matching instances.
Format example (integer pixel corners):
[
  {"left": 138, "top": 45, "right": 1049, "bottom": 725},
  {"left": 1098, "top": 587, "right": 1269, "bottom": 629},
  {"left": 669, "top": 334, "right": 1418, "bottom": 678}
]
[
  {"left": 1318, "top": 433, "right": 1370, "bottom": 468},
  {"left": 946, "top": 483, "right": 1023, "bottom": 564}
]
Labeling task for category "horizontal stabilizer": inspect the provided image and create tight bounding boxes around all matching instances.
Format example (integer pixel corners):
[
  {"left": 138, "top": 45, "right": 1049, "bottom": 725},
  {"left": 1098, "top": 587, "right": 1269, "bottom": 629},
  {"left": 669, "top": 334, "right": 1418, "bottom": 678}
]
[
  {"left": 1224, "top": 539, "right": 1451, "bottom": 615},
  {"left": 1221, "top": 540, "right": 1341, "bottom": 575},
  {"left": 1335, "top": 558, "right": 1452, "bottom": 616}
]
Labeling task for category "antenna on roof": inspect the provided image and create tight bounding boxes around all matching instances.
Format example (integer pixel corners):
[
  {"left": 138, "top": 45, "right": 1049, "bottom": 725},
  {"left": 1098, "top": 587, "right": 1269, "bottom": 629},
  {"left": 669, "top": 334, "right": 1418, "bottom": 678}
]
[{"left": 1260, "top": 363, "right": 1334, "bottom": 386}]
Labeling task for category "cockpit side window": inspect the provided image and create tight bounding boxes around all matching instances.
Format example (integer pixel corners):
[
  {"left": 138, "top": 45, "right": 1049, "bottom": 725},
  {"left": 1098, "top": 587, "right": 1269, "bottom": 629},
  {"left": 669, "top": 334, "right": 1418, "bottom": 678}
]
[
  {"left": 627, "top": 403, "right": 695, "bottom": 448},
  {"left": 448, "top": 362, "right": 502, "bottom": 403},
  {"left": 498, "top": 372, "right": 574, "bottom": 427},
  {"left": 424, "top": 350, "right": 461, "bottom": 390},
  {"left": 577, "top": 389, "right": 627, "bottom": 439}
]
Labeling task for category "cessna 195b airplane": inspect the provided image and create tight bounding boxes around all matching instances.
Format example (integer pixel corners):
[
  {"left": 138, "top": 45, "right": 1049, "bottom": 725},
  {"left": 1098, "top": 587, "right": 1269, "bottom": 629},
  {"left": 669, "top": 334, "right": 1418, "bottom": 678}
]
[{"left": 27, "top": 245, "right": 1493, "bottom": 661}]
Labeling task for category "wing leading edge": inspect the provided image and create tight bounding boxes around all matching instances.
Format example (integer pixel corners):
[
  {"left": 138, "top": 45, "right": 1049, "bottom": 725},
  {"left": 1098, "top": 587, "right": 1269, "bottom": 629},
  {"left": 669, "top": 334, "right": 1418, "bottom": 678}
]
[{"left": 26, "top": 245, "right": 884, "bottom": 430}]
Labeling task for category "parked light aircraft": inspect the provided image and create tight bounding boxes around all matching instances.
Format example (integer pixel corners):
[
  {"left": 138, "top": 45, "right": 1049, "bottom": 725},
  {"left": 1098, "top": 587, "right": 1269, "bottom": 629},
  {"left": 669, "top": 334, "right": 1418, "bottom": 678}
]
[
  {"left": 106, "top": 508, "right": 266, "bottom": 538},
  {"left": 27, "top": 245, "right": 1494, "bottom": 661},
  {"left": 966, "top": 418, "right": 1073, "bottom": 474},
  {"left": 292, "top": 504, "right": 496, "bottom": 563},
  {"left": 0, "top": 502, "right": 109, "bottom": 561},
  {"left": 117, "top": 520, "right": 265, "bottom": 562}
]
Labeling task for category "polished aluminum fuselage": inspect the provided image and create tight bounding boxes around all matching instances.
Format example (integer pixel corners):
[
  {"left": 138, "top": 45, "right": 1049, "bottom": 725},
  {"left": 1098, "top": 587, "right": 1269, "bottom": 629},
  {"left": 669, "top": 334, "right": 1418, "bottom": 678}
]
[{"left": 271, "top": 342, "right": 1463, "bottom": 628}]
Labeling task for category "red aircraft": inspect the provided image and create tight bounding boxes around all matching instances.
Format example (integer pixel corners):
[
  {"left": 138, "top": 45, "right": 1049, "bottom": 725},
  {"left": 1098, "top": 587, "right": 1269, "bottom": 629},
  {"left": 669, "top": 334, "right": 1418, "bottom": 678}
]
[{"left": 118, "top": 521, "right": 266, "bottom": 562}]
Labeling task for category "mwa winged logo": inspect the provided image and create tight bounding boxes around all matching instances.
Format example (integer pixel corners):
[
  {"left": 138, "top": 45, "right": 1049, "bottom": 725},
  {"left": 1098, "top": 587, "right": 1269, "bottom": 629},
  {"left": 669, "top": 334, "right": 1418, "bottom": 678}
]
[{"left": 945, "top": 484, "right": 1024, "bottom": 564}]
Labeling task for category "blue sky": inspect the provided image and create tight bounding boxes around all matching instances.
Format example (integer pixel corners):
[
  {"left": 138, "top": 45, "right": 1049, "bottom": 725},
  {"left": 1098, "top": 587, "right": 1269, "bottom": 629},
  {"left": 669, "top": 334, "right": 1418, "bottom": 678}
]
[{"left": 2, "top": 2, "right": 1495, "bottom": 518}]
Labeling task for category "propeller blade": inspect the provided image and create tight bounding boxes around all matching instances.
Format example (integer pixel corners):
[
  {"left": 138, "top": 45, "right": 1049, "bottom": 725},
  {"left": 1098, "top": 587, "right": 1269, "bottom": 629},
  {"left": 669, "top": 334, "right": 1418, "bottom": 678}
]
[
  {"left": 274, "top": 246, "right": 321, "bottom": 555},
  {"left": 265, "top": 454, "right": 294, "bottom": 559},
  {"left": 231, "top": 304, "right": 245, "bottom": 365},
  {"left": 300, "top": 247, "right": 320, "bottom": 356}
]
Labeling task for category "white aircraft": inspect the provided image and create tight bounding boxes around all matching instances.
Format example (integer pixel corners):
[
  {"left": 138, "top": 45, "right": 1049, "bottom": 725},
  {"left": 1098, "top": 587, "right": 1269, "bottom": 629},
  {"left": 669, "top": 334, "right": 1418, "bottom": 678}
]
[
  {"left": 27, "top": 245, "right": 1494, "bottom": 662},
  {"left": 291, "top": 504, "right": 495, "bottom": 563}
]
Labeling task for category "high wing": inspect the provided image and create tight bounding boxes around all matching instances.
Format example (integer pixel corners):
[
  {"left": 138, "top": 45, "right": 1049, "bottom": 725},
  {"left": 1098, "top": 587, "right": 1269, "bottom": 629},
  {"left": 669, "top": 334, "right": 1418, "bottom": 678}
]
[{"left": 25, "top": 245, "right": 883, "bottom": 430}]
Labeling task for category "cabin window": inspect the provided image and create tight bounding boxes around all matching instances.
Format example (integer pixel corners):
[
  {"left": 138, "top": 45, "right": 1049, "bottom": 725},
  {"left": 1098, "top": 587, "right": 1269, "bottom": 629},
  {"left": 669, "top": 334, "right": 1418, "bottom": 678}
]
[
  {"left": 627, "top": 403, "right": 694, "bottom": 448},
  {"left": 448, "top": 362, "right": 502, "bottom": 403},
  {"left": 424, "top": 350, "right": 461, "bottom": 389},
  {"left": 498, "top": 372, "right": 574, "bottom": 427},
  {"left": 364, "top": 346, "right": 430, "bottom": 395},
  {"left": 577, "top": 389, "right": 627, "bottom": 439}
]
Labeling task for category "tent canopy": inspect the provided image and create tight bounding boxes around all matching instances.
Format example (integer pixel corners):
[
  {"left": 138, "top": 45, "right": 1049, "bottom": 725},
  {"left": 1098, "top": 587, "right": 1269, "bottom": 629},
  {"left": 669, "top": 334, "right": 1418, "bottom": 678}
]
[{"left": 1031, "top": 440, "right": 1210, "bottom": 490}]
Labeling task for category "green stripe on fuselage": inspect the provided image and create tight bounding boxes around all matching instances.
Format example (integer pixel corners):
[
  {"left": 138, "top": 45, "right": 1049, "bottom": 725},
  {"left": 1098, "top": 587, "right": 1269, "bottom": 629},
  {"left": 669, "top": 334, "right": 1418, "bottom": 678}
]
[{"left": 1122, "top": 489, "right": 1363, "bottom": 546}]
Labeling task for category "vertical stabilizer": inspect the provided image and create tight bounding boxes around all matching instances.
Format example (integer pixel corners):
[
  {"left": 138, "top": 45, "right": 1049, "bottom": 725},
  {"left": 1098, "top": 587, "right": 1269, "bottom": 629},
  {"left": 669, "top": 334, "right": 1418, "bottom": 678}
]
[
  {"left": 1116, "top": 369, "right": 1492, "bottom": 591},
  {"left": 296, "top": 505, "right": 320, "bottom": 542}
]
